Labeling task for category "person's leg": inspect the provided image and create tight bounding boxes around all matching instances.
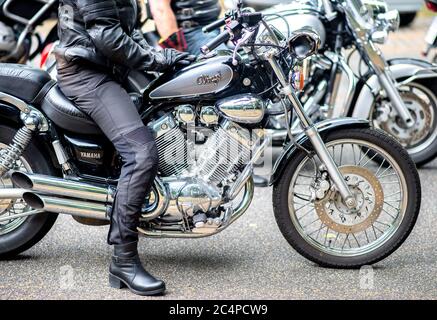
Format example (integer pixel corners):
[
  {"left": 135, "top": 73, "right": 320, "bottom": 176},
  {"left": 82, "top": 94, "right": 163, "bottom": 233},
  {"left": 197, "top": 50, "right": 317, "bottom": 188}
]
[{"left": 57, "top": 64, "right": 165, "bottom": 295}]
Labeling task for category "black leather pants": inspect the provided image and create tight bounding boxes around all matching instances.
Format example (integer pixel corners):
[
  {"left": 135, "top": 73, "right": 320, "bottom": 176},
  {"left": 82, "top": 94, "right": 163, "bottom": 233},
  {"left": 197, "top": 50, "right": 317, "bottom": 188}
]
[{"left": 57, "top": 61, "right": 158, "bottom": 245}]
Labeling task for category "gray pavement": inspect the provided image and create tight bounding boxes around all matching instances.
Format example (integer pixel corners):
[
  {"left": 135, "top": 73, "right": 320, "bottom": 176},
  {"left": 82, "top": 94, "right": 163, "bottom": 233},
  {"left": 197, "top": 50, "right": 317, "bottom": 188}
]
[{"left": 1, "top": 16, "right": 437, "bottom": 300}]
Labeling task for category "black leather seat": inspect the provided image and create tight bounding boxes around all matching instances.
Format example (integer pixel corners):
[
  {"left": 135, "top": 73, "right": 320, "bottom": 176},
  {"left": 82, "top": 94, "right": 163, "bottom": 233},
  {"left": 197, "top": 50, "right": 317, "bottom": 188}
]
[
  {"left": 41, "top": 85, "right": 102, "bottom": 135},
  {"left": 0, "top": 63, "right": 52, "bottom": 103}
]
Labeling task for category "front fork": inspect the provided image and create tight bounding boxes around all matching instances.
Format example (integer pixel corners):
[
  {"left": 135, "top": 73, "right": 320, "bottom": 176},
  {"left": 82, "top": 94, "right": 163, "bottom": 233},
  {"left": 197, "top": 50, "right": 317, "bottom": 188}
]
[
  {"left": 363, "top": 41, "right": 415, "bottom": 128},
  {"left": 267, "top": 55, "right": 357, "bottom": 209}
]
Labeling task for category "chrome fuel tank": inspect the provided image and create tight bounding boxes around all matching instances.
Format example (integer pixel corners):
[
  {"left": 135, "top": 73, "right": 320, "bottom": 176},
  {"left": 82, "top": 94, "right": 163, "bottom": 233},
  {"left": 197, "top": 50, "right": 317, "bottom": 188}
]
[
  {"left": 259, "top": 0, "right": 326, "bottom": 47},
  {"left": 148, "top": 54, "right": 237, "bottom": 101}
]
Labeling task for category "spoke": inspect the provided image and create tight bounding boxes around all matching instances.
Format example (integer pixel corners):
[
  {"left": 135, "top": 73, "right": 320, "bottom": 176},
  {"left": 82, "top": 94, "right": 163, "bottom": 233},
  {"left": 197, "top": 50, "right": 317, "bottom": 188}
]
[
  {"left": 339, "top": 144, "right": 344, "bottom": 166},
  {"left": 298, "top": 208, "right": 315, "bottom": 219},
  {"left": 341, "top": 233, "right": 349, "bottom": 250},
  {"left": 374, "top": 220, "right": 391, "bottom": 228},
  {"left": 352, "top": 233, "right": 361, "bottom": 247},
  {"left": 380, "top": 180, "right": 400, "bottom": 185},
  {"left": 382, "top": 207, "right": 397, "bottom": 220},
  {"left": 373, "top": 224, "right": 385, "bottom": 234},
  {"left": 372, "top": 225, "right": 378, "bottom": 239},
  {"left": 352, "top": 144, "right": 357, "bottom": 165},
  {"left": 323, "top": 227, "right": 330, "bottom": 246},
  {"left": 332, "top": 232, "right": 340, "bottom": 247},
  {"left": 377, "top": 165, "right": 394, "bottom": 178},
  {"left": 375, "top": 159, "right": 386, "bottom": 176},
  {"left": 384, "top": 200, "right": 401, "bottom": 212},
  {"left": 385, "top": 191, "right": 401, "bottom": 198},
  {"left": 301, "top": 217, "right": 321, "bottom": 229},
  {"left": 364, "top": 229, "right": 370, "bottom": 244},
  {"left": 295, "top": 202, "right": 313, "bottom": 212},
  {"left": 360, "top": 150, "right": 379, "bottom": 168},
  {"left": 357, "top": 148, "right": 371, "bottom": 166}
]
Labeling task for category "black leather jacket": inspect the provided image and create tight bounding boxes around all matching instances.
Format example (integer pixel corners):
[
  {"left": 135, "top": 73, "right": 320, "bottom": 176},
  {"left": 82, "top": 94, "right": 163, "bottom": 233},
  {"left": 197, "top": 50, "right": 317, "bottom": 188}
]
[{"left": 55, "top": 0, "right": 166, "bottom": 75}]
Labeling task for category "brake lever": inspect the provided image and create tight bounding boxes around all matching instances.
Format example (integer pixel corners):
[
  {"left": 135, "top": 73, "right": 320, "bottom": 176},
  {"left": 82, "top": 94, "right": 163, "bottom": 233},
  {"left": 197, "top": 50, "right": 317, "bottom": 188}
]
[{"left": 232, "top": 29, "right": 256, "bottom": 66}]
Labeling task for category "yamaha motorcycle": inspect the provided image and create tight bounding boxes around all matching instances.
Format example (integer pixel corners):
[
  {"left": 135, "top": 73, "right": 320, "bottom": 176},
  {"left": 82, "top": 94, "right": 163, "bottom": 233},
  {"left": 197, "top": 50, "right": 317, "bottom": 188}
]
[
  {"left": 235, "top": 0, "right": 437, "bottom": 166},
  {"left": 0, "top": 0, "right": 58, "bottom": 64},
  {"left": 0, "top": 1, "right": 420, "bottom": 268}
]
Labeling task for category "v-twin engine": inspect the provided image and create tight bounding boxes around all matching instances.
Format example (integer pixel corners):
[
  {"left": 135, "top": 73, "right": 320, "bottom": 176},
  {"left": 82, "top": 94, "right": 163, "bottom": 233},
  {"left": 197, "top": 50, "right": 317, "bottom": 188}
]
[{"left": 148, "top": 111, "right": 265, "bottom": 219}]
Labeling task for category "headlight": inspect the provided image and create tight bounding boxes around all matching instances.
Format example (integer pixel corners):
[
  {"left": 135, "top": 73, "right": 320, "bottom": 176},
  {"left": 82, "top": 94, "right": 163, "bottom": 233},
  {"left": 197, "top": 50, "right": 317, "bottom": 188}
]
[{"left": 288, "top": 27, "right": 321, "bottom": 60}]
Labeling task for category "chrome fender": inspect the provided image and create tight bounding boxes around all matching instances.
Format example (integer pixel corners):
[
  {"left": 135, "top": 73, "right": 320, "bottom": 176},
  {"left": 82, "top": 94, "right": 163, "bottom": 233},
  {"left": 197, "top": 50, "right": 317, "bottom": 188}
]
[{"left": 352, "top": 58, "right": 437, "bottom": 119}]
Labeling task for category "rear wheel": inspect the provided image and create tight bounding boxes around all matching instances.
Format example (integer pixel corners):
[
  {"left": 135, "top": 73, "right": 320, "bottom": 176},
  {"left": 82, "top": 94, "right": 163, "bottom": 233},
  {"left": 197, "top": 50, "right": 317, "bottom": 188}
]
[
  {"left": 273, "top": 128, "right": 420, "bottom": 268},
  {"left": 0, "top": 125, "right": 58, "bottom": 258}
]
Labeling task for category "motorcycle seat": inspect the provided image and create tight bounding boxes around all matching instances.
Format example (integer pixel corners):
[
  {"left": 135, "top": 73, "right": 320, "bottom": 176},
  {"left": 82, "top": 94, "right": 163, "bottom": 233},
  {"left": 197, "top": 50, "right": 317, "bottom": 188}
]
[
  {"left": 41, "top": 85, "right": 102, "bottom": 135},
  {"left": 0, "top": 63, "right": 53, "bottom": 104}
]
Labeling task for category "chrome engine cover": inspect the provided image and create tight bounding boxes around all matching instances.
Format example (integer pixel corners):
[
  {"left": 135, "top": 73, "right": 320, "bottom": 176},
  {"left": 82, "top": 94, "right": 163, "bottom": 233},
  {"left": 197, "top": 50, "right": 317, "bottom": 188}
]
[
  {"left": 147, "top": 112, "right": 265, "bottom": 219},
  {"left": 216, "top": 94, "right": 265, "bottom": 124}
]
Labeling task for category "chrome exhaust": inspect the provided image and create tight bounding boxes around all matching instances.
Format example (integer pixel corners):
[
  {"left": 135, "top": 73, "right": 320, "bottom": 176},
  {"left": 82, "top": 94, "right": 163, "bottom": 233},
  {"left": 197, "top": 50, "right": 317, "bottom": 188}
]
[
  {"left": 11, "top": 171, "right": 113, "bottom": 203},
  {"left": 22, "top": 192, "right": 109, "bottom": 220},
  {"left": 0, "top": 188, "right": 28, "bottom": 199}
]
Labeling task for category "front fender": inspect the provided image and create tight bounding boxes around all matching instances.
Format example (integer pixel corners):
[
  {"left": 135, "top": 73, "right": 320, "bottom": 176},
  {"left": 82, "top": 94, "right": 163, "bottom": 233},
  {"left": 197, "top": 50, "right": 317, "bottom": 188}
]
[
  {"left": 352, "top": 58, "right": 437, "bottom": 119},
  {"left": 269, "top": 118, "right": 370, "bottom": 186}
]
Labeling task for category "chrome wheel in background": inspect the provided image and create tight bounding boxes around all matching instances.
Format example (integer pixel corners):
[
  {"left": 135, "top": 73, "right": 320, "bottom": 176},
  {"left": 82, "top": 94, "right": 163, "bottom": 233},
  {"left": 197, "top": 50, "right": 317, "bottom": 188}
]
[{"left": 373, "top": 82, "right": 437, "bottom": 165}]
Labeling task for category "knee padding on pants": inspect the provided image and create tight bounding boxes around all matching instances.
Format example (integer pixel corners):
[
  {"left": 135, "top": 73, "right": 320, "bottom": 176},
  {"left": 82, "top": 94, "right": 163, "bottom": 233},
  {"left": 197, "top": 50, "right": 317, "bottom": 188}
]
[{"left": 123, "top": 126, "right": 159, "bottom": 173}]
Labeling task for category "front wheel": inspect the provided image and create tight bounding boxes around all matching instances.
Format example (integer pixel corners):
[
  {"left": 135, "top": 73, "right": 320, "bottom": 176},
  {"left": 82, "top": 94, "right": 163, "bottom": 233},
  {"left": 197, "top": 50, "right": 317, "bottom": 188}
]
[
  {"left": 273, "top": 128, "right": 421, "bottom": 268},
  {"left": 372, "top": 81, "right": 437, "bottom": 166}
]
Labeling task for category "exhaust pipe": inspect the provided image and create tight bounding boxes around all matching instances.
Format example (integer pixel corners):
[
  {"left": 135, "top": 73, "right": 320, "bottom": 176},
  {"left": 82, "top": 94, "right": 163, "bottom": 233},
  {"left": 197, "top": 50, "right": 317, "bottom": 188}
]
[
  {"left": 11, "top": 172, "right": 113, "bottom": 203},
  {"left": 0, "top": 188, "right": 28, "bottom": 199},
  {"left": 23, "top": 192, "right": 109, "bottom": 220}
]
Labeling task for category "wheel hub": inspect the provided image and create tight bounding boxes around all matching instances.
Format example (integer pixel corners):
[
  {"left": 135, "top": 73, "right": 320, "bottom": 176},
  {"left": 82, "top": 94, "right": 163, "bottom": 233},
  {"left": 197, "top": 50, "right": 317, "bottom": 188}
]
[
  {"left": 379, "top": 91, "right": 432, "bottom": 147},
  {"left": 314, "top": 166, "right": 384, "bottom": 234}
]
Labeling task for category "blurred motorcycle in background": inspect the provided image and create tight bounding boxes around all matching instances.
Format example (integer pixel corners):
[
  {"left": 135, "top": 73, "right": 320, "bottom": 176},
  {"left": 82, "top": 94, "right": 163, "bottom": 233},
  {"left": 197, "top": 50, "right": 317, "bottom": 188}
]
[
  {"left": 423, "top": 0, "right": 437, "bottom": 63},
  {"left": 216, "top": 0, "right": 437, "bottom": 166},
  {"left": 0, "top": 0, "right": 58, "bottom": 64}
]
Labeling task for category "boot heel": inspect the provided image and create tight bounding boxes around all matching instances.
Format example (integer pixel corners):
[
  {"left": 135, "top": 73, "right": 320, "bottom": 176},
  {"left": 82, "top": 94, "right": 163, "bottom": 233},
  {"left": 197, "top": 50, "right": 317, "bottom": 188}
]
[{"left": 109, "top": 274, "right": 125, "bottom": 289}]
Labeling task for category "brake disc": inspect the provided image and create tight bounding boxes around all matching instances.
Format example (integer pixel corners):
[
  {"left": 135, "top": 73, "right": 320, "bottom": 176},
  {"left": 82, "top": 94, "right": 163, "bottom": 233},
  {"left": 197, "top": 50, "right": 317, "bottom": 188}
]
[
  {"left": 379, "top": 91, "right": 432, "bottom": 147},
  {"left": 314, "top": 166, "right": 384, "bottom": 234}
]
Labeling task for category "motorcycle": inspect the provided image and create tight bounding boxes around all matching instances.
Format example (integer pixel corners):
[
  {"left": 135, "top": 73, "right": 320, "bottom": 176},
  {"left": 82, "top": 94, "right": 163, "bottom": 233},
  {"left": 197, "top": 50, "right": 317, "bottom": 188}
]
[
  {"left": 423, "top": 0, "right": 437, "bottom": 63},
  {"left": 218, "top": 0, "right": 437, "bottom": 166},
  {"left": 0, "top": 0, "right": 420, "bottom": 268},
  {"left": 0, "top": 0, "right": 58, "bottom": 64}
]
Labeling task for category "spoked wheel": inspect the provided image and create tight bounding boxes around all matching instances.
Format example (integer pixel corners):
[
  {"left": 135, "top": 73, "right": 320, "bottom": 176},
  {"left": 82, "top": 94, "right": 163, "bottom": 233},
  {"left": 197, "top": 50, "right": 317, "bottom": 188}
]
[
  {"left": 372, "top": 81, "right": 437, "bottom": 166},
  {"left": 273, "top": 128, "right": 420, "bottom": 268},
  {"left": 0, "top": 149, "right": 33, "bottom": 235},
  {"left": 0, "top": 125, "right": 58, "bottom": 258}
]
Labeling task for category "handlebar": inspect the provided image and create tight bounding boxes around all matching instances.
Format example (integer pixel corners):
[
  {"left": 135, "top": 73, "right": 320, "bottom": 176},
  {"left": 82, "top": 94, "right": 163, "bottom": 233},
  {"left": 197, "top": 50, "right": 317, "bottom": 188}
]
[
  {"left": 200, "top": 30, "right": 231, "bottom": 54},
  {"left": 202, "top": 17, "right": 227, "bottom": 33}
]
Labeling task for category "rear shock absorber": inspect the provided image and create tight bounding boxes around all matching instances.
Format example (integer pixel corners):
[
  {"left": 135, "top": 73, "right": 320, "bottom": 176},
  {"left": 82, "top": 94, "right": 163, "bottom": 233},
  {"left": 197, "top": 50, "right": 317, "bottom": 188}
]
[{"left": 0, "top": 113, "right": 40, "bottom": 178}]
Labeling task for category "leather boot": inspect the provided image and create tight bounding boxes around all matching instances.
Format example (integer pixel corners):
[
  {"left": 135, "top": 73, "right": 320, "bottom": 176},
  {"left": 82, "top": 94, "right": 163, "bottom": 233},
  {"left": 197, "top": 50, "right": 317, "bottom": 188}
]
[{"left": 109, "top": 241, "right": 165, "bottom": 296}]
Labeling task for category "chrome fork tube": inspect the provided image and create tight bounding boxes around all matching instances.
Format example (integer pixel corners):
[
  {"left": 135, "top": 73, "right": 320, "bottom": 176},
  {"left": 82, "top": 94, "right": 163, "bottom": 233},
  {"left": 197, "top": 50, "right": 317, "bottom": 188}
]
[
  {"left": 363, "top": 41, "right": 414, "bottom": 128},
  {"left": 267, "top": 55, "right": 356, "bottom": 208}
]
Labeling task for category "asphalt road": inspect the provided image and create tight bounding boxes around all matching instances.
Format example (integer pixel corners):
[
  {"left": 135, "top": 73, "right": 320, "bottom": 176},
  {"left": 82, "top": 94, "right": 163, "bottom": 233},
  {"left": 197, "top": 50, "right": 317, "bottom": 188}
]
[{"left": 1, "top": 17, "right": 436, "bottom": 300}]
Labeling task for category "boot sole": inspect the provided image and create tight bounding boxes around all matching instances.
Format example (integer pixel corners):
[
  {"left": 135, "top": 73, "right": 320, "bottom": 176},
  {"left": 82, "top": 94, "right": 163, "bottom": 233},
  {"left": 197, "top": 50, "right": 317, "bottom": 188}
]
[{"left": 109, "top": 273, "right": 166, "bottom": 296}]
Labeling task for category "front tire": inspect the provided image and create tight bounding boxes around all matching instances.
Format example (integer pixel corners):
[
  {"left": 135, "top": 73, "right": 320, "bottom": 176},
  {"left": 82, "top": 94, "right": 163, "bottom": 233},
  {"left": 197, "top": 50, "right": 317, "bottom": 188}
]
[
  {"left": 273, "top": 128, "right": 420, "bottom": 268},
  {"left": 0, "top": 125, "right": 58, "bottom": 258}
]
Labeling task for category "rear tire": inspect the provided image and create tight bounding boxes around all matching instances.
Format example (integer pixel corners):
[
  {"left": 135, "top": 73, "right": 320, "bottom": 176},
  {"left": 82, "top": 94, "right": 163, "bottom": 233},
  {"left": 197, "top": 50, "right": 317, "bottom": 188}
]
[
  {"left": 0, "top": 125, "right": 58, "bottom": 258},
  {"left": 273, "top": 128, "right": 420, "bottom": 268}
]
